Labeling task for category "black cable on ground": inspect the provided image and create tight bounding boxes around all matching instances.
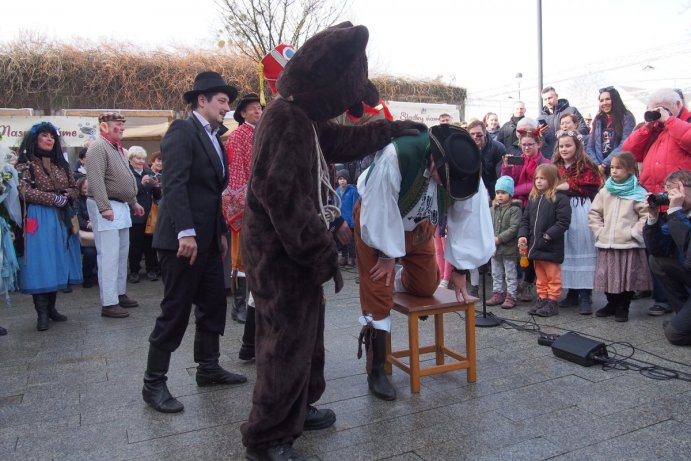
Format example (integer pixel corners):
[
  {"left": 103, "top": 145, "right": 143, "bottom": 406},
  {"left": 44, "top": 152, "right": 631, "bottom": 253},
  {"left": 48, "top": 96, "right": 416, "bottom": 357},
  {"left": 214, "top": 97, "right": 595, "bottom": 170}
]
[{"left": 469, "top": 309, "right": 691, "bottom": 383}]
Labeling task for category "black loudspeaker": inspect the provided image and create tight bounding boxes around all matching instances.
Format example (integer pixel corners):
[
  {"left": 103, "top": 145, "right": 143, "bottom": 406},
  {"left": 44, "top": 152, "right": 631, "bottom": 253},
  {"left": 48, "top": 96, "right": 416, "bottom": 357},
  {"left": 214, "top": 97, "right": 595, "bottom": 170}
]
[{"left": 550, "top": 332, "right": 608, "bottom": 367}]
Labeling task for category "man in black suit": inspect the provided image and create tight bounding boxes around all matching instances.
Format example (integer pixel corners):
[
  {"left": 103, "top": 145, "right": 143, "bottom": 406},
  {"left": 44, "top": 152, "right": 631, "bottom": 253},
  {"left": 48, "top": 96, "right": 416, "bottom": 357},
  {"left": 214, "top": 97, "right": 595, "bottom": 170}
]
[{"left": 142, "top": 71, "right": 247, "bottom": 413}]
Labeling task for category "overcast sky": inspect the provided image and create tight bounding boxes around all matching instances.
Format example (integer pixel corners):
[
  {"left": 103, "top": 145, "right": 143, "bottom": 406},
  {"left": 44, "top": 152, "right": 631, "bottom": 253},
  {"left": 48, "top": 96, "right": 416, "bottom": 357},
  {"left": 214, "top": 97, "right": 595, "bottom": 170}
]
[{"left": 3, "top": 0, "right": 690, "bottom": 119}]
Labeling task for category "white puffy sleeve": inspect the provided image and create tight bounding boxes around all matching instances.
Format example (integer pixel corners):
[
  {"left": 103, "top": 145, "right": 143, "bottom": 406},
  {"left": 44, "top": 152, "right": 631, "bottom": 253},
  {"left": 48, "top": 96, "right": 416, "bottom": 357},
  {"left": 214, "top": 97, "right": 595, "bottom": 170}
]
[
  {"left": 445, "top": 180, "right": 495, "bottom": 269},
  {"left": 357, "top": 144, "right": 405, "bottom": 258}
]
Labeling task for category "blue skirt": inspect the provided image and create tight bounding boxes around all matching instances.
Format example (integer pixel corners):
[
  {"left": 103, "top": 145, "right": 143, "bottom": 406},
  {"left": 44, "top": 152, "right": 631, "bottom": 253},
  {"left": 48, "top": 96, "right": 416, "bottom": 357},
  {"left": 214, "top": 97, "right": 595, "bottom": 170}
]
[{"left": 19, "top": 204, "right": 83, "bottom": 294}]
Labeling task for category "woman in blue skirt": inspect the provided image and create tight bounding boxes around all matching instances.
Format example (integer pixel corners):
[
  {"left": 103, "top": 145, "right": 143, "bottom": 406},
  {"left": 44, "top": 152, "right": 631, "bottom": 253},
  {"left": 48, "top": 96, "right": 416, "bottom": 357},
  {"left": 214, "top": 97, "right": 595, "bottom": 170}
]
[{"left": 17, "top": 122, "right": 82, "bottom": 331}]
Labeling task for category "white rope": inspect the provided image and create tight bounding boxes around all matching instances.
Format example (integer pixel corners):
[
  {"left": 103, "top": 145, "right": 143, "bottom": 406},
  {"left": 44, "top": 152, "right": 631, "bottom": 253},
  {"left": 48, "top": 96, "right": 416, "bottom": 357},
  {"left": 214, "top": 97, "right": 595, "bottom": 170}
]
[{"left": 313, "top": 124, "right": 341, "bottom": 228}]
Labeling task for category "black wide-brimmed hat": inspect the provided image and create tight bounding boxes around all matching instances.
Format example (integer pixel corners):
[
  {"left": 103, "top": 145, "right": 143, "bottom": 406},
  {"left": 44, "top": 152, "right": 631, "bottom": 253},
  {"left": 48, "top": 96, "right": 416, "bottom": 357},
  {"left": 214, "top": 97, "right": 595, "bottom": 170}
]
[
  {"left": 183, "top": 71, "right": 238, "bottom": 105},
  {"left": 233, "top": 93, "right": 262, "bottom": 124},
  {"left": 429, "top": 124, "right": 481, "bottom": 200}
]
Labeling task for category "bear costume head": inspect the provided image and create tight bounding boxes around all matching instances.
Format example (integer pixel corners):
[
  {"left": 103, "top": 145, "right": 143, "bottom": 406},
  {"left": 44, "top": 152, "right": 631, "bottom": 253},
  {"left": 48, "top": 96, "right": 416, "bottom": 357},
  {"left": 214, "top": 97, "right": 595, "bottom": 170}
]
[{"left": 276, "top": 21, "right": 380, "bottom": 122}]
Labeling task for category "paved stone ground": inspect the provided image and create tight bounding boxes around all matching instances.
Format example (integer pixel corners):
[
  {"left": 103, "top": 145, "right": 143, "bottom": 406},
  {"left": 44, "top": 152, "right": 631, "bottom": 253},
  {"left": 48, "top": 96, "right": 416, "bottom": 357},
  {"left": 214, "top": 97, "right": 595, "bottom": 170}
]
[{"left": 1, "top": 267, "right": 690, "bottom": 460}]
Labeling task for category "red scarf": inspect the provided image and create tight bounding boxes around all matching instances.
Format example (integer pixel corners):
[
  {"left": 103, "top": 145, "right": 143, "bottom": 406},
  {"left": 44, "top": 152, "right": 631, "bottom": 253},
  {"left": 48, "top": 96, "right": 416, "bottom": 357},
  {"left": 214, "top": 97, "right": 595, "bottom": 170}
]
[
  {"left": 518, "top": 153, "right": 542, "bottom": 189},
  {"left": 101, "top": 132, "right": 125, "bottom": 156}
]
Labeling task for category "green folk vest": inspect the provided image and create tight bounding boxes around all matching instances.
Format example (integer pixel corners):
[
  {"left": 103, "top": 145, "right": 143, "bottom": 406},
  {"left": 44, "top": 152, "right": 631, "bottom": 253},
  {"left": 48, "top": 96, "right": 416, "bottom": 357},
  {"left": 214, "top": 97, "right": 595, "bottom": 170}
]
[{"left": 367, "top": 132, "right": 451, "bottom": 217}]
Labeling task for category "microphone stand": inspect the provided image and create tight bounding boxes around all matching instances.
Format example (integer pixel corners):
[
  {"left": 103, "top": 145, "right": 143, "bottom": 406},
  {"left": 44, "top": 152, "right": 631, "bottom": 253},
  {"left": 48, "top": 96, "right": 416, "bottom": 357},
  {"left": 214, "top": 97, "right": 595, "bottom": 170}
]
[{"left": 475, "top": 261, "right": 500, "bottom": 328}]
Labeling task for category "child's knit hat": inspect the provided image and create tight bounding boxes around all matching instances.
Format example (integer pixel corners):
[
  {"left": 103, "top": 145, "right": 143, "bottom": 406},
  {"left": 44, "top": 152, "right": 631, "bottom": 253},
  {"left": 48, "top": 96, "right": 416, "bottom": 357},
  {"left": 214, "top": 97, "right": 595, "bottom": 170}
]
[{"left": 495, "top": 176, "right": 514, "bottom": 196}]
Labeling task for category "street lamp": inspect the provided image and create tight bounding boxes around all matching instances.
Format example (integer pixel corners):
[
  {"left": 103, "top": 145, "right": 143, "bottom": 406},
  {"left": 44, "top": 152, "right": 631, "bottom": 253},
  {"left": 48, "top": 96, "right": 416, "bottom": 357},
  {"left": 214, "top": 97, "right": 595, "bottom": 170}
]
[{"left": 515, "top": 72, "right": 523, "bottom": 100}]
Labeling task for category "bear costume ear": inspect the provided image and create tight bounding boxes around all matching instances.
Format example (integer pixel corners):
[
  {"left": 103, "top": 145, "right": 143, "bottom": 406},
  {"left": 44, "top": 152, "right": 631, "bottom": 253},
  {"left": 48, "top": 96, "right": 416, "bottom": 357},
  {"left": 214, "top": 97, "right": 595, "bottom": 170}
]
[{"left": 276, "top": 22, "right": 373, "bottom": 121}]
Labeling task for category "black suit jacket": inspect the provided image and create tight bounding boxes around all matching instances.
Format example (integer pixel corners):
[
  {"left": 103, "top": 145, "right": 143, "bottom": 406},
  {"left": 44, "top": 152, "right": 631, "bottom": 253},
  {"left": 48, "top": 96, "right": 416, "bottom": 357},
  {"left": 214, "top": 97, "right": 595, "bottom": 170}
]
[{"left": 153, "top": 114, "right": 229, "bottom": 252}]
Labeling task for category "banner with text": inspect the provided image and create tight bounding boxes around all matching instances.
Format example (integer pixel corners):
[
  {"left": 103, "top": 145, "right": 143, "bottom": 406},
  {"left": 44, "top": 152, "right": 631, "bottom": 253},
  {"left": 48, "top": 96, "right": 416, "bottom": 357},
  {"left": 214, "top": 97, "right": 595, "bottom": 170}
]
[
  {"left": 386, "top": 101, "right": 460, "bottom": 126},
  {"left": 0, "top": 116, "right": 99, "bottom": 148}
]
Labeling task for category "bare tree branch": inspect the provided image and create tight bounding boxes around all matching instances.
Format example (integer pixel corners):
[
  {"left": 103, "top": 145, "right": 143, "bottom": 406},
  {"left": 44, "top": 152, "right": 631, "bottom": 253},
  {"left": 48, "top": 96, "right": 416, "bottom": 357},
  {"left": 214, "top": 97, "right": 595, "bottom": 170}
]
[{"left": 216, "top": 0, "right": 349, "bottom": 61}]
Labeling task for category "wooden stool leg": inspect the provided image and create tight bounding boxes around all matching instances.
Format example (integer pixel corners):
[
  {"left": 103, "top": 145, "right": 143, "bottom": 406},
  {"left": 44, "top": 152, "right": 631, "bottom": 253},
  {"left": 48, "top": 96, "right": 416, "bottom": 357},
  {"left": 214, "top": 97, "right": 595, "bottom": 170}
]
[
  {"left": 408, "top": 313, "right": 421, "bottom": 393},
  {"left": 434, "top": 312, "right": 445, "bottom": 365},
  {"left": 385, "top": 329, "right": 392, "bottom": 375},
  {"left": 465, "top": 304, "right": 477, "bottom": 383}
]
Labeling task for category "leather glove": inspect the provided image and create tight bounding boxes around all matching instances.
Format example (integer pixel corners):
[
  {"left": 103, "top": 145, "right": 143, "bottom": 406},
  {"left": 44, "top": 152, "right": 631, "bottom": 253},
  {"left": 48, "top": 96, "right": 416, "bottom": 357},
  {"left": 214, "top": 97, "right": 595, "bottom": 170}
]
[{"left": 390, "top": 120, "right": 428, "bottom": 138}]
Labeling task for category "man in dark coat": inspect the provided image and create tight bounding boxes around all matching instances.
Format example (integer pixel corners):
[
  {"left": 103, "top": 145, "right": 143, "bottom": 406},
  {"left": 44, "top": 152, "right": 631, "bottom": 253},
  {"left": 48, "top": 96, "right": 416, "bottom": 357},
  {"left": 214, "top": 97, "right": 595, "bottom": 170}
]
[
  {"left": 540, "top": 86, "right": 589, "bottom": 154},
  {"left": 467, "top": 120, "right": 506, "bottom": 199},
  {"left": 496, "top": 101, "right": 526, "bottom": 155},
  {"left": 142, "top": 71, "right": 247, "bottom": 414},
  {"left": 241, "top": 22, "right": 425, "bottom": 460}
]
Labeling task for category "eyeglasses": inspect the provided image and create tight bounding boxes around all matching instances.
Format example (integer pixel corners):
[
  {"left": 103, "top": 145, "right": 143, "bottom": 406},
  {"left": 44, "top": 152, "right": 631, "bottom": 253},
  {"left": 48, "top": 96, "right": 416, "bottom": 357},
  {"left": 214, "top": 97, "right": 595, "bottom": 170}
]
[
  {"left": 599, "top": 86, "right": 615, "bottom": 94},
  {"left": 520, "top": 143, "right": 537, "bottom": 149}
]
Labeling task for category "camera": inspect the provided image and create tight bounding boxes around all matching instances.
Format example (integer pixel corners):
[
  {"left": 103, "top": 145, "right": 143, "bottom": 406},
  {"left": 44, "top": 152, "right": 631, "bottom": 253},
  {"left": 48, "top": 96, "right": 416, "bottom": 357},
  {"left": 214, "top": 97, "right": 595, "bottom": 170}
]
[
  {"left": 647, "top": 191, "right": 670, "bottom": 207},
  {"left": 644, "top": 110, "right": 661, "bottom": 122}
]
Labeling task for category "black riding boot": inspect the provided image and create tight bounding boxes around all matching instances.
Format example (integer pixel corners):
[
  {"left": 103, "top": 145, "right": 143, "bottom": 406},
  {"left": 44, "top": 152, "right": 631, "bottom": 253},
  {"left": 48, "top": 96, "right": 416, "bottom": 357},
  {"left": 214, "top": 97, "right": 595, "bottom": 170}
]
[
  {"left": 231, "top": 276, "right": 247, "bottom": 323},
  {"left": 359, "top": 326, "right": 396, "bottom": 401},
  {"left": 194, "top": 329, "right": 247, "bottom": 386},
  {"left": 238, "top": 305, "right": 255, "bottom": 361},
  {"left": 33, "top": 294, "right": 50, "bottom": 331},
  {"left": 142, "top": 345, "right": 184, "bottom": 413},
  {"left": 47, "top": 292, "right": 67, "bottom": 322}
]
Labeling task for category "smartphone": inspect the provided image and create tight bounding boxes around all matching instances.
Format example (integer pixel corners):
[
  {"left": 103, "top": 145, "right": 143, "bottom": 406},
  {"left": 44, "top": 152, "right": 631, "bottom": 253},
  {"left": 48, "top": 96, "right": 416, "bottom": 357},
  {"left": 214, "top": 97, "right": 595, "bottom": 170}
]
[
  {"left": 507, "top": 156, "right": 525, "bottom": 166},
  {"left": 538, "top": 119, "right": 548, "bottom": 128}
]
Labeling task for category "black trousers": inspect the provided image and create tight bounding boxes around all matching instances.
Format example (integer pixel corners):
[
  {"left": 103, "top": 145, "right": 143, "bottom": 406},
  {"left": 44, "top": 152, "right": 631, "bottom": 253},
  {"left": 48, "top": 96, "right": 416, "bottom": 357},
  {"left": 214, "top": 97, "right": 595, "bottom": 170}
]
[
  {"left": 129, "top": 223, "right": 158, "bottom": 274},
  {"left": 649, "top": 255, "right": 691, "bottom": 345},
  {"left": 148, "top": 246, "right": 227, "bottom": 352}
]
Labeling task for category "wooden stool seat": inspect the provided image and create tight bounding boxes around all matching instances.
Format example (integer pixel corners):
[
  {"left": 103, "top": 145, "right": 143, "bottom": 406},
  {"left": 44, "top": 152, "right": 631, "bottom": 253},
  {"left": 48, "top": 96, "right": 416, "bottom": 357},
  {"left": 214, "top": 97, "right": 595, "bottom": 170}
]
[{"left": 385, "top": 287, "right": 477, "bottom": 393}]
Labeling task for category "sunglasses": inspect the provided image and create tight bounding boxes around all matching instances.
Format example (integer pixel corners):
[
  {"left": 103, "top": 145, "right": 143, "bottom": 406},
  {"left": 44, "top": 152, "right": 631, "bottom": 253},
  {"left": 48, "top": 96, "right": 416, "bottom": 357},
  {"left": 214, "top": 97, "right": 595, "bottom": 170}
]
[{"left": 599, "top": 86, "right": 615, "bottom": 94}]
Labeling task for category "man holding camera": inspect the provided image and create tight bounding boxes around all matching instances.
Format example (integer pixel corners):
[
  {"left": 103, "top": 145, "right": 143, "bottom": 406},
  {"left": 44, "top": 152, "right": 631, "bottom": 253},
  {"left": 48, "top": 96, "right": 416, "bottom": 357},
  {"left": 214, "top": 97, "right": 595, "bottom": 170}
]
[
  {"left": 643, "top": 171, "right": 691, "bottom": 346},
  {"left": 623, "top": 89, "right": 691, "bottom": 315}
]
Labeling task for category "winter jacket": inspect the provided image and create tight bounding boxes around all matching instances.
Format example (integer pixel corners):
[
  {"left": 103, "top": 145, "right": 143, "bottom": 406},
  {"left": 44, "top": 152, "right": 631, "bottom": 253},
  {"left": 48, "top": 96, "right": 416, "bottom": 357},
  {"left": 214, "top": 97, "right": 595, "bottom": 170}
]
[
  {"left": 336, "top": 183, "right": 358, "bottom": 228},
  {"left": 500, "top": 152, "right": 548, "bottom": 206},
  {"left": 496, "top": 116, "right": 524, "bottom": 152},
  {"left": 541, "top": 98, "right": 588, "bottom": 136},
  {"left": 75, "top": 195, "right": 91, "bottom": 231},
  {"left": 129, "top": 165, "right": 162, "bottom": 225},
  {"left": 481, "top": 138, "right": 506, "bottom": 199},
  {"left": 491, "top": 199, "right": 522, "bottom": 257},
  {"left": 518, "top": 192, "right": 571, "bottom": 263},
  {"left": 643, "top": 209, "right": 691, "bottom": 270},
  {"left": 586, "top": 111, "right": 636, "bottom": 167},
  {"left": 541, "top": 99, "right": 588, "bottom": 157},
  {"left": 588, "top": 188, "right": 647, "bottom": 249},
  {"left": 622, "top": 107, "right": 691, "bottom": 194}
]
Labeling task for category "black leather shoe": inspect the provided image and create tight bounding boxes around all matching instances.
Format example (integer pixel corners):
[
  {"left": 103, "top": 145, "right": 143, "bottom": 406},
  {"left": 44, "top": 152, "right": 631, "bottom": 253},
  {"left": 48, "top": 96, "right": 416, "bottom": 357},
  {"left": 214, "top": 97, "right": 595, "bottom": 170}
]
[
  {"left": 245, "top": 445, "right": 306, "bottom": 461},
  {"left": 303, "top": 405, "right": 336, "bottom": 430},
  {"left": 196, "top": 367, "right": 247, "bottom": 386},
  {"left": 118, "top": 295, "right": 139, "bottom": 308}
]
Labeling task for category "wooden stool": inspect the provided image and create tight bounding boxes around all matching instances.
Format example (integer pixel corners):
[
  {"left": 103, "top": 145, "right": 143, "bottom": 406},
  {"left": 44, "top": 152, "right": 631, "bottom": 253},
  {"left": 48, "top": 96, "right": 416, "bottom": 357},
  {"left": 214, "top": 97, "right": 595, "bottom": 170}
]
[{"left": 385, "top": 287, "right": 476, "bottom": 393}]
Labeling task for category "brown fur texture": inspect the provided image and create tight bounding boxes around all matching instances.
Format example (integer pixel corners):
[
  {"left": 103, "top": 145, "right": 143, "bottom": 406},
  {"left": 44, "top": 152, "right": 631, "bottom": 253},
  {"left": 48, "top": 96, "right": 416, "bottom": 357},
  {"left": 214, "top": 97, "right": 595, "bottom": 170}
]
[{"left": 240, "top": 22, "right": 425, "bottom": 450}]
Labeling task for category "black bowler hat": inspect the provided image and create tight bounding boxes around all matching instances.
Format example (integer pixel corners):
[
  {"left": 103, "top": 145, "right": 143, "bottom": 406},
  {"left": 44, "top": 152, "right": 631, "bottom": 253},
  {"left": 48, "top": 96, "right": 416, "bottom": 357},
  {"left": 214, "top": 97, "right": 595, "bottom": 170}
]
[
  {"left": 183, "top": 71, "right": 238, "bottom": 104},
  {"left": 233, "top": 93, "right": 262, "bottom": 124},
  {"left": 429, "top": 124, "right": 481, "bottom": 200}
]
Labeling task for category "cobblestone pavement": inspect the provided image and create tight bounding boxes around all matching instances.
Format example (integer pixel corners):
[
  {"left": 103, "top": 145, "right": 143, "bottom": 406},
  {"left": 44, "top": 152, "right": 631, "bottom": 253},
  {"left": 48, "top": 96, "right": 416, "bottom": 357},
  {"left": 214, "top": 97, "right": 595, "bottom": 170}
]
[{"left": 1, "top": 267, "right": 690, "bottom": 460}]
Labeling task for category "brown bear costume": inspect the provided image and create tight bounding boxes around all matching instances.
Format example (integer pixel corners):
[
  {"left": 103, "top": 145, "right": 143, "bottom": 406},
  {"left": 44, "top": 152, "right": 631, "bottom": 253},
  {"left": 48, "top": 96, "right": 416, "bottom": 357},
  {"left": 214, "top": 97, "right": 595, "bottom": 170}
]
[{"left": 241, "top": 22, "right": 425, "bottom": 459}]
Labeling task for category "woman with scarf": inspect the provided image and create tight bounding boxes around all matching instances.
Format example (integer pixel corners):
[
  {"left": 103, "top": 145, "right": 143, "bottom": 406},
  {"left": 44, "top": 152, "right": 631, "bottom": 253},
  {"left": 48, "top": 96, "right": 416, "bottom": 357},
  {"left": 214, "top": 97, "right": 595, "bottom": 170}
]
[{"left": 16, "top": 122, "right": 82, "bottom": 331}]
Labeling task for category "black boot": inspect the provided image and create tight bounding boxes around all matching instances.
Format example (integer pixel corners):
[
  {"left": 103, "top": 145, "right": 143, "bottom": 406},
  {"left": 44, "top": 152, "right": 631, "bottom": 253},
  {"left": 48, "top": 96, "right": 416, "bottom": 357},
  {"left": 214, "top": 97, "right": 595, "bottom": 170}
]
[
  {"left": 194, "top": 329, "right": 247, "bottom": 386},
  {"left": 231, "top": 276, "right": 247, "bottom": 323},
  {"left": 303, "top": 404, "right": 336, "bottom": 431},
  {"left": 558, "top": 289, "right": 579, "bottom": 307},
  {"left": 46, "top": 292, "right": 67, "bottom": 322},
  {"left": 615, "top": 291, "right": 633, "bottom": 322},
  {"left": 238, "top": 305, "right": 255, "bottom": 361},
  {"left": 596, "top": 292, "right": 617, "bottom": 317},
  {"left": 33, "top": 294, "right": 50, "bottom": 331},
  {"left": 0, "top": 326, "right": 7, "bottom": 336},
  {"left": 577, "top": 289, "right": 592, "bottom": 315},
  {"left": 359, "top": 326, "right": 396, "bottom": 401},
  {"left": 142, "top": 345, "right": 184, "bottom": 413}
]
